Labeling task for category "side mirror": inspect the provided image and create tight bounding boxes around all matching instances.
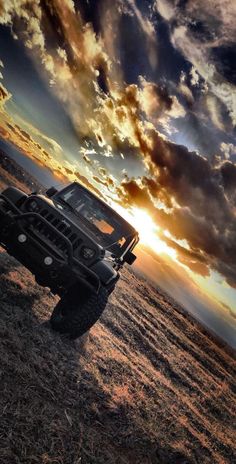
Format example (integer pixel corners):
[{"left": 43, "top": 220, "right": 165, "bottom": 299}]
[
  {"left": 123, "top": 251, "right": 137, "bottom": 265},
  {"left": 45, "top": 186, "right": 58, "bottom": 198}
]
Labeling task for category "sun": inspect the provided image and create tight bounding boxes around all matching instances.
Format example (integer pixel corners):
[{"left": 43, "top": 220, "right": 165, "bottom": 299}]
[
  {"left": 129, "top": 207, "right": 176, "bottom": 257},
  {"left": 129, "top": 208, "right": 158, "bottom": 243},
  {"left": 110, "top": 202, "right": 176, "bottom": 258}
]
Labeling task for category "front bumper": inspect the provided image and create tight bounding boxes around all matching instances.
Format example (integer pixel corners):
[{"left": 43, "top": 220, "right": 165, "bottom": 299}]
[{"left": 0, "top": 194, "right": 100, "bottom": 294}]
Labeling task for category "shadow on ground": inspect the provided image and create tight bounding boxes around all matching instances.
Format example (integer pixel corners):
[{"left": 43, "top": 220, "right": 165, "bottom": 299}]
[
  {"left": 0, "top": 250, "right": 235, "bottom": 464},
  {"left": 0, "top": 251, "right": 181, "bottom": 464}
]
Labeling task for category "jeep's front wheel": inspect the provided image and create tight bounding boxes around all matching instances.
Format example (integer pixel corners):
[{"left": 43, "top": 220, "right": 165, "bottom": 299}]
[{"left": 50, "top": 285, "right": 108, "bottom": 339}]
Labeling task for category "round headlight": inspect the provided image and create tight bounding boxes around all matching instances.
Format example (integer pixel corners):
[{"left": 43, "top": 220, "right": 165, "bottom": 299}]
[
  {"left": 28, "top": 200, "right": 39, "bottom": 212},
  {"left": 81, "top": 247, "right": 96, "bottom": 259},
  {"left": 18, "top": 234, "right": 27, "bottom": 243}
]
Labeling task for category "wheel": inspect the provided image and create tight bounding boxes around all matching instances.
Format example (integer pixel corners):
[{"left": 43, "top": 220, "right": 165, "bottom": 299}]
[{"left": 50, "top": 285, "right": 108, "bottom": 339}]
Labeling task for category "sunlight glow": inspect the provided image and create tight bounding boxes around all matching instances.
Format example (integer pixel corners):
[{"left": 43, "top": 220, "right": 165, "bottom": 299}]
[
  {"left": 129, "top": 207, "right": 176, "bottom": 258},
  {"left": 109, "top": 202, "right": 177, "bottom": 258},
  {"left": 130, "top": 208, "right": 159, "bottom": 242},
  {"left": 121, "top": 208, "right": 176, "bottom": 258}
]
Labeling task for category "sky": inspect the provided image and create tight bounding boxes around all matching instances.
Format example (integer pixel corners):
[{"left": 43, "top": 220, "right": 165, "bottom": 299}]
[{"left": 0, "top": 0, "right": 235, "bottom": 345}]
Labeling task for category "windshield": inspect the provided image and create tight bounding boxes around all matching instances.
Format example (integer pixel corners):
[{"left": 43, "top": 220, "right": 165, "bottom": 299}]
[{"left": 54, "top": 184, "right": 136, "bottom": 255}]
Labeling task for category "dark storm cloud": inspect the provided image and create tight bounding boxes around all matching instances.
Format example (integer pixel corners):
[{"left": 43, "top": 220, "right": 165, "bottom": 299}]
[
  {"left": 160, "top": 234, "right": 210, "bottom": 278},
  {"left": 159, "top": 233, "right": 208, "bottom": 264},
  {"left": 211, "top": 45, "right": 236, "bottom": 86},
  {"left": 220, "top": 162, "right": 236, "bottom": 197},
  {"left": 147, "top": 131, "right": 231, "bottom": 225},
  {"left": 117, "top": 179, "right": 152, "bottom": 210},
  {"left": 155, "top": 0, "right": 236, "bottom": 127},
  {"left": 118, "top": 120, "right": 236, "bottom": 286},
  {"left": 139, "top": 78, "right": 182, "bottom": 123},
  {"left": 178, "top": 257, "right": 210, "bottom": 278},
  {"left": 98, "top": 76, "right": 235, "bottom": 284}
]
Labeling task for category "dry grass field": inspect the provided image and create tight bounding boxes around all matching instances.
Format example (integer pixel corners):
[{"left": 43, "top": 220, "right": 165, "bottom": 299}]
[{"left": 0, "top": 154, "right": 235, "bottom": 463}]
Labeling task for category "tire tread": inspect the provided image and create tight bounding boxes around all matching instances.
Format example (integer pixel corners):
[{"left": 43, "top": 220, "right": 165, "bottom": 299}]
[{"left": 50, "top": 285, "right": 108, "bottom": 339}]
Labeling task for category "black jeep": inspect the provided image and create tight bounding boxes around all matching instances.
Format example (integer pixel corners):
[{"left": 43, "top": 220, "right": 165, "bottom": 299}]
[{"left": 0, "top": 182, "right": 139, "bottom": 339}]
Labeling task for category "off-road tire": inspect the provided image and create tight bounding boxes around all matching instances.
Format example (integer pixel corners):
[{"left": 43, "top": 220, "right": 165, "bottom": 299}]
[{"left": 50, "top": 285, "right": 108, "bottom": 339}]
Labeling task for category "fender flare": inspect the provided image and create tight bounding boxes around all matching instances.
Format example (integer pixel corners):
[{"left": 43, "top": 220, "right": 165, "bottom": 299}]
[
  {"left": 91, "top": 260, "right": 119, "bottom": 286},
  {"left": 2, "top": 187, "right": 27, "bottom": 206}
]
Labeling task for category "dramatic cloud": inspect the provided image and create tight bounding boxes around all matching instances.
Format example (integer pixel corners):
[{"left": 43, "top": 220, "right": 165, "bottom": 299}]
[
  {"left": 138, "top": 77, "right": 186, "bottom": 134},
  {"left": 220, "top": 143, "right": 236, "bottom": 160},
  {"left": 159, "top": 234, "right": 210, "bottom": 277},
  {"left": 125, "top": 0, "right": 158, "bottom": 70},
  {"left": 116, "top": 120, "right": 236, "bottom": 287},
  {"left": 139, "top": 78, "right": 172, "bottom": 119},
  {"left": 0, "top": 0, "right": 112, "bottom": 140},
  {"left": 156, "top": 0, "right": 236, "bottom": 127}
]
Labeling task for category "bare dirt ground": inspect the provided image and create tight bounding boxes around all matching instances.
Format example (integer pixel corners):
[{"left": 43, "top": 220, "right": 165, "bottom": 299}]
[{"left": 0, "top": 154, "right": 235, "bottom": 463}]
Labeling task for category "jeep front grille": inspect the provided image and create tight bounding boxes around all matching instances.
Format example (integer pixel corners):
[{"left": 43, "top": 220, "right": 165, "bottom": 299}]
[{"left": 27, "top": 207, "right": 82, "bottom": 257}]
